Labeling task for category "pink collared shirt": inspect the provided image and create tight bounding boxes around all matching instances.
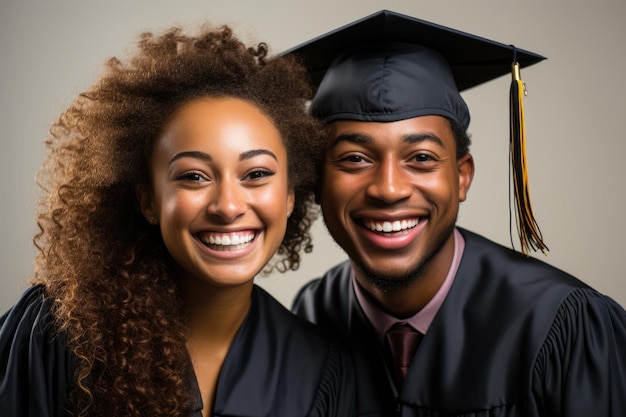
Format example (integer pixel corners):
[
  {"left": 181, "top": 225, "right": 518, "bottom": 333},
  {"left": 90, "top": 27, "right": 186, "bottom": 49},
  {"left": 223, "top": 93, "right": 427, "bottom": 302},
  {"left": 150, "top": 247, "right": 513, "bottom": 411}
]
[{"left": 352, "top": 228, "right": 465, "bottom": 345}]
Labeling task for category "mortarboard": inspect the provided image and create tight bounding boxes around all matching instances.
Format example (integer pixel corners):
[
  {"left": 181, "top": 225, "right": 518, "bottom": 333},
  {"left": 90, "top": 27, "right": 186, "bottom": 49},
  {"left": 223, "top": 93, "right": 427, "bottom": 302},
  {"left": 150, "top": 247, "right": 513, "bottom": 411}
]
[{"left": 284, "top": 9, "right": 548, "bottom": 255}]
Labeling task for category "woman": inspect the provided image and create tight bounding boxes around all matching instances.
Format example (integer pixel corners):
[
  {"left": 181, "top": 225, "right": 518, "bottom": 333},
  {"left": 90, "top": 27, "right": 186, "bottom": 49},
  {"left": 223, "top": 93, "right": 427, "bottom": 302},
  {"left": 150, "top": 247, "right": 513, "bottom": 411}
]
[{"left": 0, "top": 25, "right": 354, "bottom": 416}]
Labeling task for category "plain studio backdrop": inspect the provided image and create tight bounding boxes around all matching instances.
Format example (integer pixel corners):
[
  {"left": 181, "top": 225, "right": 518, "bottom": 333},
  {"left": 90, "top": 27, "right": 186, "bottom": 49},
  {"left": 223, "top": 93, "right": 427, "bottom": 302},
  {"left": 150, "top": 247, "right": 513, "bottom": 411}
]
[{"left": 1, "top": 0, "right": 625, "bottom": 313}]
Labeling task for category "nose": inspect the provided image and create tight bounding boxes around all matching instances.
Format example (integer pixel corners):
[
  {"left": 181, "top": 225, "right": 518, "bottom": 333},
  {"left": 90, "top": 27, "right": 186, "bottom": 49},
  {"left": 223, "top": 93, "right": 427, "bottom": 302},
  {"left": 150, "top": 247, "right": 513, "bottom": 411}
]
[
  {"left": 366, "top": 157, "right": 412, "bottom": 203},
  {"left": 207, "top": 178, "right": 247, "bottom": 222}
]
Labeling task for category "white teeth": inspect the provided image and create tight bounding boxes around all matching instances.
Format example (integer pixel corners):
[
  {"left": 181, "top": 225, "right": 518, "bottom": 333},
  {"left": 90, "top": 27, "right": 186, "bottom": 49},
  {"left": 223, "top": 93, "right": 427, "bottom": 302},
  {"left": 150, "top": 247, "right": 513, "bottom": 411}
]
[
  {"left": 364, "top": 218, "right": 419, "bottom": 233},
  {"left": 204, "top": 232, "right": 254, "bottom": 247}
]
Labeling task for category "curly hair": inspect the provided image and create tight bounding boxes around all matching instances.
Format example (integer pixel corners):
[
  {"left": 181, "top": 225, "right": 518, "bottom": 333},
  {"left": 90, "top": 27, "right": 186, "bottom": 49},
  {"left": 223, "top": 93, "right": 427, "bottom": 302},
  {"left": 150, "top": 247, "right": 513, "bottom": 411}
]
[{"left": 30, "top": 24, "right": 325, "bottom": 416}]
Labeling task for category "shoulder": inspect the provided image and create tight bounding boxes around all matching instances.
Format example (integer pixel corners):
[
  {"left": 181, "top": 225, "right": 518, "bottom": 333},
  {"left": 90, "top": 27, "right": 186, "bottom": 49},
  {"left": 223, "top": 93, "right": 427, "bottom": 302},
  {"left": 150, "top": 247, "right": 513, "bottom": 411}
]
[
  {"left": 0, "top": 283, "right": 68, "bottom": 359},
  {"left": 231, "top": 286, "right": 355, "bottom": 416},
  {"left": 457, "top": 229, "right": 626, "bottom": 362},
  {"left": 254, "top": 285, "right": 345, "bottom": 348},
  {"left": 291, "top": 260, "right": 353, "bottom": 317},
  {"left": 530, "top": 287, "right": 626, "bottom": 415},
  {"left": 452, "top": 229, "right": 600, "bottom": 340},
  {"left": 458, "top": 227, "right": 587, "bottom": 290},
  {"left": 0, "top": 285, "right": 73, "bottom": 417},
  {"left": 0, "top": 285, "right": 56, "bottom": 341},
  {"left": 295, "top": 260, "right": 353, "bottom": 296},
  {"left": 544, "top": 287, "right": 626, "bottom": 346},
  {"left": 253, "top": 286, "right": 354, "bottom": 377}
]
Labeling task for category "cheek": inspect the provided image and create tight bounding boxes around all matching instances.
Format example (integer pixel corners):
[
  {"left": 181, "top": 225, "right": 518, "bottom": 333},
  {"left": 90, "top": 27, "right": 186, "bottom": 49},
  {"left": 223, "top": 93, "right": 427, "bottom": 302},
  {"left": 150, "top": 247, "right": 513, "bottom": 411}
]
[
  {"left": 321, "top": 169, "right": 351, "bottom": 203},
  {"left": 418, "top": 176, "right": 449, "bottom": 196},
  {"left": 320, "top": 176, "right": 351, "bottom": 229},
  {"left": 417, "top": 167, "right": 458, "bottom": 191},
  {"left": 424, "top": 172, "right": 461, "bottom": 209},
  {"left": 160, "top": 191, "right": 207, "bottom": 224},
  {"left": 253, "top": 182, "right": 290, "bottom": 221}
]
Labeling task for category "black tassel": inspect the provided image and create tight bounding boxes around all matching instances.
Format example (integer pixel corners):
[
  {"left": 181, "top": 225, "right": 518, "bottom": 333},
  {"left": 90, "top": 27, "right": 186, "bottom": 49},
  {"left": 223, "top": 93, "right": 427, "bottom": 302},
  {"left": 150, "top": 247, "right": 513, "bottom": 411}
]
[{"left": 509, "top": 55, "right": 549, "bottom": 255}]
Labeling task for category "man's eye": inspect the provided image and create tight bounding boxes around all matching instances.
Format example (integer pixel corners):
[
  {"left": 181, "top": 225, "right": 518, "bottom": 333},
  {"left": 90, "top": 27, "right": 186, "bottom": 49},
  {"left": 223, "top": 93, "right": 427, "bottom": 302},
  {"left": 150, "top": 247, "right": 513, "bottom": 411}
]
[
  {"left": 337, "top": 154, "right": 366, "bottom": 163},
  {"left": 414, "top": 153, "right": 433, "bottom": 163}
]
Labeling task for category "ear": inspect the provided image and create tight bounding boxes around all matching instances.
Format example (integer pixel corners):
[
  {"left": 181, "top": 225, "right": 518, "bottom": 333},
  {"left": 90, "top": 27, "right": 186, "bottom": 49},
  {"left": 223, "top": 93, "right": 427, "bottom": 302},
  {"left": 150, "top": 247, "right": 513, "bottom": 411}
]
[
  {"left": 136, "top": 184, "right": 158, "bottom": 224},
  {"left": 457, "top": 153, "right": 474, "bottom": 202},
  {"left": 287, "top": 188, "right": 295, "bottom": 218}
]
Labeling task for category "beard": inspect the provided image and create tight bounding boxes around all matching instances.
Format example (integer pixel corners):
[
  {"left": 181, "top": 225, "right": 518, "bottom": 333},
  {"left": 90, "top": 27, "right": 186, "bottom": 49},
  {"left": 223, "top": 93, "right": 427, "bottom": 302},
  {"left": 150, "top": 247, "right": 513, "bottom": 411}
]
[{"left": 353, "top": 221, "right": 456, "bottom": 293}]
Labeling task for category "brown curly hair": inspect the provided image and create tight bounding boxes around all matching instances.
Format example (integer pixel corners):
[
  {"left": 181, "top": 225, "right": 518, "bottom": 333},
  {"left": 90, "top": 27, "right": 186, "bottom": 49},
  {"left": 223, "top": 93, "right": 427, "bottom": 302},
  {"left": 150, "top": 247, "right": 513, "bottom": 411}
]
[{"left": 30, "top": 24, "right": 325, "bottom": 416}]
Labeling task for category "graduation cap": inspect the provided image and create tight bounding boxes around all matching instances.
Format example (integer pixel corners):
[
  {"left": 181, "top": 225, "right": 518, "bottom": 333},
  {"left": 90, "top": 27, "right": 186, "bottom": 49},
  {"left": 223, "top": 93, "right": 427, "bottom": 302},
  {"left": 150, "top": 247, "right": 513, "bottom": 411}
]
[{"left": 284, "top": 9, "right": 549, "bottom": 255}]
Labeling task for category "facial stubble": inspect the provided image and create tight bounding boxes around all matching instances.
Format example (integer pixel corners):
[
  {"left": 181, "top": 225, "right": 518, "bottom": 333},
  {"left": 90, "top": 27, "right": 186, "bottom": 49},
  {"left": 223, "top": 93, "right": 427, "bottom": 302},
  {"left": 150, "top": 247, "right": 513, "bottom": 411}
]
[{"left": 353, "top": 220, "right": 456, "bottom": 293}]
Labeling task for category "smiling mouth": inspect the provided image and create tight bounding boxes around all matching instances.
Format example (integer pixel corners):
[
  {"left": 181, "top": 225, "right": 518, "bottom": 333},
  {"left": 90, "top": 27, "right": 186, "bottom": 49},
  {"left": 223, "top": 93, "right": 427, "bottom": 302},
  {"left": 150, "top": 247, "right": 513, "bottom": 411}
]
[
  {"left": 361, "top": 218, "right": 420, "bottom": 234},
  {"left": 197, "top": 231, "right": 256, "bottom": 251}
]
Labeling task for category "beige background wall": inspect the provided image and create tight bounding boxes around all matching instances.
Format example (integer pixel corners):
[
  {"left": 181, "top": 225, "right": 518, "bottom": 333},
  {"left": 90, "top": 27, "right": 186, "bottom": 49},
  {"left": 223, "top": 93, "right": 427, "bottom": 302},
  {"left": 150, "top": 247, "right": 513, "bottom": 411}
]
[{"left": 1, "top": 0, "right": 624, "bottom": 312}]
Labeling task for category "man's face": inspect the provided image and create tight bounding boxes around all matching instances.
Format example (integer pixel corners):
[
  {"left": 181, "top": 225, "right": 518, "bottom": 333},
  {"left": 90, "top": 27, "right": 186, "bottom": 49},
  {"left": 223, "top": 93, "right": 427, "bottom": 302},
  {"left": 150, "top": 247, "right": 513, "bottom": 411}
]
[{"left": 320, "top": 115, "right": 473, "bottom": 290}]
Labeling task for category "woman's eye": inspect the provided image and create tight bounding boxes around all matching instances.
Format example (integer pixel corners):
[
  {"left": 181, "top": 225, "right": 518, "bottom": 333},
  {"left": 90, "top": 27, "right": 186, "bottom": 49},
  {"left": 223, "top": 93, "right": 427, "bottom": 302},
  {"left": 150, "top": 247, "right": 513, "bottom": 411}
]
[
  {"left": 177, "top": 172, "right": 206, "bottom": 182},
  {"left": 244, "top": 169, "right": 275, "bottom": 181}
]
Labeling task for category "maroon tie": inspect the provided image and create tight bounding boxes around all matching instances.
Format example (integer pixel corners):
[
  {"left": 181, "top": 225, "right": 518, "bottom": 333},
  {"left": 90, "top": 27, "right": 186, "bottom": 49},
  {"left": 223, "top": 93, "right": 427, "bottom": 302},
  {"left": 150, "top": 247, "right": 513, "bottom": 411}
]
[{"left": 385, "top": 323, "right": 422, "bottom": 387}]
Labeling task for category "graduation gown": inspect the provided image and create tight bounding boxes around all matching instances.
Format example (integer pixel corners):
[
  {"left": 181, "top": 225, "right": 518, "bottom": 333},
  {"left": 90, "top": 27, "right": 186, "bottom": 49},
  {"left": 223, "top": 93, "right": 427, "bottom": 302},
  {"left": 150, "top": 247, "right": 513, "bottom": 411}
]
[
  {"left": 292, "top": 228, "right": 626, "bottom": 416},
  {"left": 0, "top": 284, "right": 355, "bottom": 417}
]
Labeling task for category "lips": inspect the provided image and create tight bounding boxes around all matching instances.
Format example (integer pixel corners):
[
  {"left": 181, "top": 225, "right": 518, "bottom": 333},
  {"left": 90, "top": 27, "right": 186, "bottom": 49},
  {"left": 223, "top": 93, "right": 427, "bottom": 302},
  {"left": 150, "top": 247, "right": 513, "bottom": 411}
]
[
  {"left": 197, "top": 231, "right": 256, "bottom": 250},
  {"left": 362, "top": 218, "right": 419, "bottom": 233},
  {"left": 356, "top": 217, "right": 423, "bottom": 251}
]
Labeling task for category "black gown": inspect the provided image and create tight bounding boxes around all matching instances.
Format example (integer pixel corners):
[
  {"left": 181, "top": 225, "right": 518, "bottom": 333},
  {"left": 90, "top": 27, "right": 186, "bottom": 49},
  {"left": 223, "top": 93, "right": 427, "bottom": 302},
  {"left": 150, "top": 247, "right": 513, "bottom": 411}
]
[
  {"left": 292, "top": 228, "right": 626, "bottom": 417},
  {"left": 0, "top": 284, "right": 355, "bottom": 417}
]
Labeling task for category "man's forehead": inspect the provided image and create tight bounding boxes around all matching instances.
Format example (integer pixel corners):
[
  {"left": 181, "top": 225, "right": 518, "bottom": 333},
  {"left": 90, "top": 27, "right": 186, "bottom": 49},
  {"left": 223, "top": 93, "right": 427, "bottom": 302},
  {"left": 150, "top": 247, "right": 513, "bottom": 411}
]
[{"left": 326, "top": 115, "right": 454, "bottom": 147}]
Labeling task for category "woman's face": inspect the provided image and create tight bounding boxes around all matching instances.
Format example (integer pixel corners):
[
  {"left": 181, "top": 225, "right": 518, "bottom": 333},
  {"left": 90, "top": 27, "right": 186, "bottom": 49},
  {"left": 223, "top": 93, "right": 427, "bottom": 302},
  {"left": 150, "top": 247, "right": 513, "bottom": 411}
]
[{"left": 141, "top": 97, "right": 294, "bottom": 290}]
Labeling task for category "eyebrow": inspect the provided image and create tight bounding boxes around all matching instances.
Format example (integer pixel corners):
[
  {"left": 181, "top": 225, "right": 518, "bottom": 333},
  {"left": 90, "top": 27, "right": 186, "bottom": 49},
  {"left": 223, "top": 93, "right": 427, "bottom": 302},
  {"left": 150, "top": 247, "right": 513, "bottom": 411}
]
[
  {"left": 168, "top": 149, "right": 277, "bottom": 165},
  {"left": 239, "top": 149, "right": 278, "bottom": 162},
  {"left": 169, "top": 151, "right": 211, "bottom": 165},
  {"left": 403, "top": 133, "right": 444, "bottom": 147},
  {"left": 327, "top": 133, "right": 370, "bottom": 149},
  {"left": 328, "top": 132, "right": 443, "bottom": 149}
]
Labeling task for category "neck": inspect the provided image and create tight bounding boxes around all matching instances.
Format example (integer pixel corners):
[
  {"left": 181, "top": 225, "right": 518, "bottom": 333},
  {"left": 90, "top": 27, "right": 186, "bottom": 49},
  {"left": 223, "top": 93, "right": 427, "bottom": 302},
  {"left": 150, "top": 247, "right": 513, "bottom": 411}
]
[
  {"left": 182, "top": 279, "right": 254, "bottom": 345},
  {"left": 179, "top": 279, "right": 254, "bottom": 417}
]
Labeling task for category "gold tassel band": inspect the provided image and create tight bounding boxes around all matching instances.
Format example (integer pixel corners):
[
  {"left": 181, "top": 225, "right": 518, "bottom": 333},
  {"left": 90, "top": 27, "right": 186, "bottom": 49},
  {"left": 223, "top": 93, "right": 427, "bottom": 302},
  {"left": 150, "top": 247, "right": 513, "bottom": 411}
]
[{"left": 509, "top": 61, "right": 549, "bottom": 255}]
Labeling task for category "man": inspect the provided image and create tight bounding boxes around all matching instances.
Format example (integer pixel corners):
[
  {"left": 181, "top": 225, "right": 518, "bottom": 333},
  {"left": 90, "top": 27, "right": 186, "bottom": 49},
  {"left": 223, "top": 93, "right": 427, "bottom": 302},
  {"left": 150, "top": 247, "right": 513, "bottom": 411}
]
[{"left": 286, "top": 10, "right": 626, "bottom": 417}]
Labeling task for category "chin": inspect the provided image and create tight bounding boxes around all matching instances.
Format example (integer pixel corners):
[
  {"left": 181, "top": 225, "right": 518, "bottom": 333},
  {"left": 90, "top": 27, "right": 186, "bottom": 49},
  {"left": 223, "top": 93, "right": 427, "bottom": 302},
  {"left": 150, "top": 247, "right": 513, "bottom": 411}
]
[{"left": 353, "top": 260, "right": 425, "bottom": 292}]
